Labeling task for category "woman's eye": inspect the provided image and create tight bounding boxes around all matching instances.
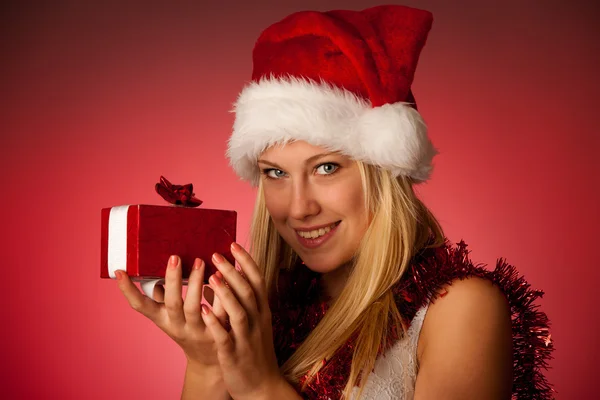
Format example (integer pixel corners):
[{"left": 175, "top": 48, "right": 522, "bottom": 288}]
[
  {"left": 265, "top": 169, "right": 286, "bottom": 179},
  {"left": 316, "top": 163, "right": 339, "bottom": 175}
]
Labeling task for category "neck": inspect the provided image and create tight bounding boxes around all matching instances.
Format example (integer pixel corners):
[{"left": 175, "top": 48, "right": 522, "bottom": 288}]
[{"left": 320, "top": 262, "right": 352, "bottom": 303}]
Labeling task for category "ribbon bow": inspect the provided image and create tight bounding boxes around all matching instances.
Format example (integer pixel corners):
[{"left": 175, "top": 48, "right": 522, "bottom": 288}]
[{"left": 155, "top": 176, "right": 203, "bottom": 207}]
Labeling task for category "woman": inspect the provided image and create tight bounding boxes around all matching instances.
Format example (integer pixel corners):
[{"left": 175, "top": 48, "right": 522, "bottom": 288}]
[{"left": 116, "top": 5, "right": 553, "bottom": 399}]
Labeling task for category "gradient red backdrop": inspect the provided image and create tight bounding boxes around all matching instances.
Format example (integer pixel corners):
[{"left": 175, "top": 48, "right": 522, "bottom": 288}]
[{"left": 2, "top": 0, "right": 598, "bottom": 398}]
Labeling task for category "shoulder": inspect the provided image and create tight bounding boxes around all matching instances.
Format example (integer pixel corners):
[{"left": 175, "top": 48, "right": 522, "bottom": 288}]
[{"left": 415, "top": 276, "right": 513, "bottom": 399}]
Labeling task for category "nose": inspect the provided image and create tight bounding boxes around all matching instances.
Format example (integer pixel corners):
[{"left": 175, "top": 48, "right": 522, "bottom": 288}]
[{"left": 288, "top": 179, "right": 320, "bottom": 221}]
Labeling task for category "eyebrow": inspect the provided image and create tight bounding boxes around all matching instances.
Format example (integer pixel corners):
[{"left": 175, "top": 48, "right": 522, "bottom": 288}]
[{"left": 257, "top": 151, "right": 338, "bottom": 169}]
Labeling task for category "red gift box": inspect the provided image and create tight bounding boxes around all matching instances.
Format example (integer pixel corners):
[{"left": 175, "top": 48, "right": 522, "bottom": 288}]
[{"left": 100, "top": 204, "right": 237, "bottom": 282}]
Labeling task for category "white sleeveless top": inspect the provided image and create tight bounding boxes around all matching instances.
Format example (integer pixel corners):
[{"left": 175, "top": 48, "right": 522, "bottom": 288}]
[{"left": 349, "top": 303, "right": 430, "bottom": 400}]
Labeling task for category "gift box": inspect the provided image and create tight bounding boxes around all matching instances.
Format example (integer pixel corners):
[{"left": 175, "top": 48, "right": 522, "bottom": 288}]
[{"left": 100, "top": 176, "right": 237, "bottom": 283}]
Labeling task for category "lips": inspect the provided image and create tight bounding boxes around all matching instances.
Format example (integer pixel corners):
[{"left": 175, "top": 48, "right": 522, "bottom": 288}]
[
  {"left": 294, "top": 220, "right": 340, "bottom": 232},
  {"left": 296, "top": 221, "right": 340, "bottom": 239},
  {"left": 295, "top": 221, "right": 341, "bottom": 249}
]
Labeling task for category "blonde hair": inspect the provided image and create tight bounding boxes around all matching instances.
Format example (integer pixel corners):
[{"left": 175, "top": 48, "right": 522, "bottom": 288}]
[{"left": 248, "top": 161, "right": 445, "bottom": 399}]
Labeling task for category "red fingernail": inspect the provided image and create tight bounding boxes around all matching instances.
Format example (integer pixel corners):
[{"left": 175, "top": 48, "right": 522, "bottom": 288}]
[
  {"left": 201, "top": 304, "right": 210, "bottom": 315},
  {"left": 210, "top": 274, "right": 222, "bottom": 287},
  {"left": 231, "top": 242, "right": 242, "bottom": 252},
  {"left": 169, "top": 255, "right": 178, "bottom": 269},
  {"left": 215, "top": 271, "right": 224, "bottom": 279},
  {"left": 192, "top": 258, "right": 203, "bottom": 271},
  {"left": 212, "top": 253, "right": 224, "bottom": 264}
]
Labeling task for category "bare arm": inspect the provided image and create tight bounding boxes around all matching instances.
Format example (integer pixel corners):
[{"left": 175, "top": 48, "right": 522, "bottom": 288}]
[
  {"left": 181, "top": 361, "right": 231, "bottom": 400},
  {"left": 414, "top": 277, "right": 513, "bottom": 400}
]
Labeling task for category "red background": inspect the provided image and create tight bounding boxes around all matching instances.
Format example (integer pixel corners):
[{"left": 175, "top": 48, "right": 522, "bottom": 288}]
[{"left": 2, "top": 0, "right": 598, "bottom": 398}]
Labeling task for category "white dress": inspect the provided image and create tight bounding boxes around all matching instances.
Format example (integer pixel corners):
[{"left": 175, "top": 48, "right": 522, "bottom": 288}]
[{"left": 349, "top": 304, "right": 429, "bottom": 400}]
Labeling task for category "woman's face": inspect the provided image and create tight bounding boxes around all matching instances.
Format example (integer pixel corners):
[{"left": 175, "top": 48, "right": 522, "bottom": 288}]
[{"left": 258, "top": 140, "right": 369, "bottom": 274}]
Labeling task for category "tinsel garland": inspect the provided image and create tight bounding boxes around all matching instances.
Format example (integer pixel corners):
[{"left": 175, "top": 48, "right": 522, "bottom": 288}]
[{"left": 271, "top": 239, "right": 555, "bottom": 399}]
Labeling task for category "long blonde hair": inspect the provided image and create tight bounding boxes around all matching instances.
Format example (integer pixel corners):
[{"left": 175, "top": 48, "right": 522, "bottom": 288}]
[{"left": 248, "top": 160, "right": 445, "bottom": 399}]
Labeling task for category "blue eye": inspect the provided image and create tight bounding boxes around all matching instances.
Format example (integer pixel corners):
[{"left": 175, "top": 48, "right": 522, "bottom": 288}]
[
  {"left": 263, "top": 168, "right": 287, "bottom": 179},
  {"left": 261, "top": 163, "right": 339, "bottom": 179},
  {"left": 316, "top": 163, "right": 339, "bottom": 175}
]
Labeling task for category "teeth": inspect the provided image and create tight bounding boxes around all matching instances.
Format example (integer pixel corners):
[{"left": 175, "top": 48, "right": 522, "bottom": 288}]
[{"left": 297, "top": 223, "right": 337, "bottom": 239}]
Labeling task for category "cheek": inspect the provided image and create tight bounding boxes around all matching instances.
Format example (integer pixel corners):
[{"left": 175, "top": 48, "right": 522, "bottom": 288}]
[
  {"left": 264, "top": 189, "right": 287, "bottom": 222},
  {"left": 347, "top": 188, "right": 365, "bottom": 212},
  {"left": 332, "top": 179, "right": 366, "bottom": 219}
]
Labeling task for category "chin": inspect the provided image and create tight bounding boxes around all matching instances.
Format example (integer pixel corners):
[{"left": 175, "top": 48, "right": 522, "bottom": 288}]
[
  {"left": 303, "top": 262, "right": 335, "bottom": 274},
  {"left": 301, "top": 255, "right": 349, "bottom": 274}
]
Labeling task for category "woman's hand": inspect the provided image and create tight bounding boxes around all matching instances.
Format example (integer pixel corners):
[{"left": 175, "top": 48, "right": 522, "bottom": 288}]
[
  {"left": 201, "top": 242, "right": 300, "bottom": 400},
  {"left": 115, "top": 255, "right": 228, "bottom": 369}
]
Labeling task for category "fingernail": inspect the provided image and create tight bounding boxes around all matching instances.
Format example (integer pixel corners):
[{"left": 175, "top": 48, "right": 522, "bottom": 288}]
[
  {"left": 115, "top": 270, "right": 122, "bottom": 281},
  {"left": 209, "top": 274, "right": 222, "bottom": 287},
  {"left": 231, "top": 242, "right": 242, "bottom": 252},
  {"left": 193, "top": 258, "right": 203, "bottom": 271},
  {"left": 212, "top": 253, "right": 224, "bottom": 264},
  {"left": 201, "top": 304, "right": 210, "bottom": 315},
  {"left": 169, "top": 255, "right": 178, "bottom": 269}
]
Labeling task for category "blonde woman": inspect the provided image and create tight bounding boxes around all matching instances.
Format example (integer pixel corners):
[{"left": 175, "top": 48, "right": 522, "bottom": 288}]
[{"left": 116, "top": 5, "right": 553, "bottom": 399}]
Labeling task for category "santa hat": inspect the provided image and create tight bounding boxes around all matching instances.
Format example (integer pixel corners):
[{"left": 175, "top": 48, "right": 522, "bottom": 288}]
[{"left": 227, "top": 5, "right": 437, "bottom": 186}]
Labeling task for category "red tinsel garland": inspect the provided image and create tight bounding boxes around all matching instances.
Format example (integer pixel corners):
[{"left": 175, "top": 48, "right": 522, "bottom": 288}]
[{"left": 271, "top": 239, "right": 555, "bottom": 399}]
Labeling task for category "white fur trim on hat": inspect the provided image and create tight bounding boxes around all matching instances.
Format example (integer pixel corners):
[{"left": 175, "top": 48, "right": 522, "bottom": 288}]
[{"left": 227, "top": 76, "right": 437, "bottom": 186}]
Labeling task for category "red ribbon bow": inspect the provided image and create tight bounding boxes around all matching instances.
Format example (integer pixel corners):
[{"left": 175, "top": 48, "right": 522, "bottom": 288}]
[{"left": 155, "top": 176, "right": 203, "bottom": 207}]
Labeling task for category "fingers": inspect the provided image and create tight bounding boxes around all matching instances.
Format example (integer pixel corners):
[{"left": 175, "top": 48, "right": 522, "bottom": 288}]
[
  {"left": 229, "top": 243, "right": 270, "bottom": 312},
  {"left": 164, "top": 255, "right": 185, "bottom": 326},
  {"left": 116, "top": 270, "right": 161, "bottom": 321},
  {"left": 183, "top": 258, "right": 205, "bottom": 326},
  {"left": 210, "top": 274, "right": 229, "bottom": 328},
  {"left": 212, "top": 252, "right": 259, "bottom": 316},
  {"left": 201, "top": 303, "right": 235, "bottom": 366},
  {"left": 209, "top": 273, "right": 250, "bottom": 336}
]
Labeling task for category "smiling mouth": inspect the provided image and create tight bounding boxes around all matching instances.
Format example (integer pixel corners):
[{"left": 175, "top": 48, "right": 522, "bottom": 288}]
[{"left": 295, "top": 221, "right": 341, "bottom": 239}]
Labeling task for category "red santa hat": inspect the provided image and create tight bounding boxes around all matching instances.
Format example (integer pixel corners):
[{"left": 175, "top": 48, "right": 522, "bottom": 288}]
[{"left": 227, "top": 5, "right": 437, "bottom": 186}]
